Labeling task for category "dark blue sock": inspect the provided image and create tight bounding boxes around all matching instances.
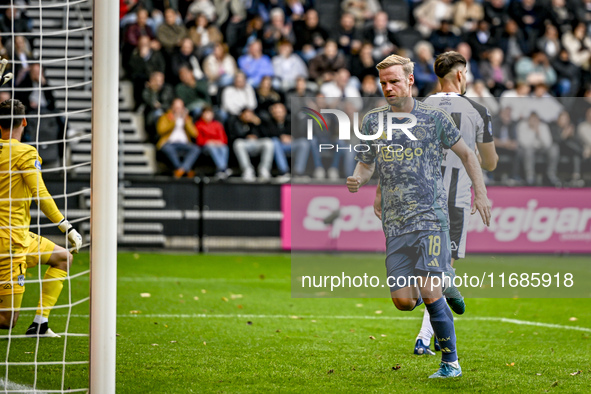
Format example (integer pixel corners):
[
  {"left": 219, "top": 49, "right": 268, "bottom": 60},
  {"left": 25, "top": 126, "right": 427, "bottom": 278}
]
[
  {"left": 425, "top": 297, "right": 457, "bottom": 362},
  {"left": 412, "top": 295, "right": 423, "bottom": 311}
]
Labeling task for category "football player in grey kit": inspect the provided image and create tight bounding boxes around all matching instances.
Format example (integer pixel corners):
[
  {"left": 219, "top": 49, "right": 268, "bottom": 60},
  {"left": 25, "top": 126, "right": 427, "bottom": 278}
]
[{"left": 347, "top": 54, "right": 491, "bottom": 378}]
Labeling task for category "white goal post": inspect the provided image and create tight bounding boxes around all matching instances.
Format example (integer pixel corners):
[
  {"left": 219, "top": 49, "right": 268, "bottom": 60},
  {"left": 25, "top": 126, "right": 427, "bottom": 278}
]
[{"left": 90, "top": 0, "right": 118, "bottom": 392}]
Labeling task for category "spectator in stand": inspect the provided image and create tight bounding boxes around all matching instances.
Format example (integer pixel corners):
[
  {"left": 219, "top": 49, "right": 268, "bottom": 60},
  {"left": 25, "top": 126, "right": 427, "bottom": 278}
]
[
  {"left": 456, "top": 42, "right": 482, "bottom": 84},
  {"left": 499, "top": 81, "right": 531, "bottom": 121},
  {"left": 548, "top": 0, "right": 577, "bottom": 34},
  {"left": 188, "top": 13, "right": 223, "bottom": 59},
  {"left": 578, "top": 108, "right": 591, "bottom": 167},
  {"left": 203, "top": 42, "right": 237, "bottom": 90},
  {"left": 320, "top": 68, "right": 361, "bottom": 99},
  {"left": 341, "top": 0, "right": 382, "bottom": 28},
  {"left": 333, "top": 12, "right": 362, "bottom": 57},
  {"left": 238, "top": 40, "right": 274, "bottom": 89},
  {"left": 308, "top": 40, "right": 347, "bottom": 85},
  {"left": 509, "top": 0, "right": 548, "bottom": 48},
  {"left": 142, "top": 71, "right": 175, "bottom": 143},
  {"left": 157, "top": 8, "right": 187, "bottom": 55},
  {"left": 227, "top": 108, "right": 274, "bottom": 182},
  {"left": 465, "top": 79, "right": 500, "bottom": 115},
  {"left": 551, "top": 111, "right": 584, "bottom": 185},
  {"left": 272, "top": 40, "right": 308, "bottom": 92},
  {"left": 215, "top": 0, "right": 247, "bottom": 57},
  {"left": 517, "top": 111, "right": 560, "bottom": 186},
  {"left": 530, "top": 83, "right": 563, "bottom": 124},
  {"left": 256, "top": 76, "right": 283, "bottom": 116},
  {"left": 562, "top": 22, "right": 591, "bottom": 72},
  {"left": 285, "top": 76, "right": 316, "bottom": 112},
  {"left": 0, "top": 5, "right": 31, "bottom": 34},
  {"left": 479, "top": 47, "right": 514, "bottom": 96},
  {"left": 123, "top": 8, "right": 155, "bottom": 46},
  {"left": 412, "top": 41, "right": 438, "bottom": 96},
  {"left": 156, "top": 98, "right": 201, "bottom": 179},
  {"left": 360, "top": 74, "right": 380, "bottom": 98},
  {"left": 195, "top": 106, "right": 232, "bottom": 180},
  {"left": 496, "top": 19, "right": 529, "bottom": 66},
  {"left": 551, "top": 49, "right": 581, "bottom": 97},
  {"left": 221, "top": 71, "right": 257, "bottom": 117},
  {"left": 285, "top": 0, "right": 305, "bottom": 22},
  {"left": 122, "top": 8, "right": 155, "bottom": 71},
  {"left": 15, "top": 63, "right": 55, "bottom": 113},
  {"left": 466, "top": 19, "right": 496, "bottom": 61},
  {"left": 483, "top": 0, "right": 508, "bottom": 34},
  {"left": 265, "top": 102, "right": 303, "bottom": 180},
  {"left": 171, "top": 37, "right": 205, "bottom": 84},
  {"left": 262, "top": 8, "right": 295, "bottom": 57},
  {"left": 363, "top": 11, "right": 398, "bottom": 62},
  {"left": 7, "top": 35, "right": 32, "bottom": 86},
  {"left": 515, "top": 51, "right": 557, "bottom": 87},
  {"left": 453, "top": 0, "right": 484, "bottom": 33},
  {"left": 128, "top": 35, "right": 166, "bottom": 108},
  {"left": 414, "top": 0, "right": 454, "bottom": 38},
  {"left": 349, "top": 42, "right": 378, "bottom": 82},
  {"left": 186, "top": 0, "right": 217, "bottom": 23},
  {"left": 429, "top": 19, "right": 461, "bottom": 55},
  {"left": 175, "top": 66, "right": 211, "bottom": 118},
  {"left": 293, "top": 9, "right": 329, "bottom": 61},
  {"left": 492, "top": 106, "right": 521, "bottom": 182},
  {"left": 536, "top": 23, "right": 561, "bottom": 60}
]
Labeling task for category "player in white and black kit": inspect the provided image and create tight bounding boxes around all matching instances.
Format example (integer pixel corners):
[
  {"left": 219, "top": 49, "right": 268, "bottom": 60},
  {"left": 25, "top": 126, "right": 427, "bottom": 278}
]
[
  {"left": 373, "top": 52, "right": 498, "bottom": 356},
  {"left": 415, "top": 52, "right": 498, "bottom": 355}
]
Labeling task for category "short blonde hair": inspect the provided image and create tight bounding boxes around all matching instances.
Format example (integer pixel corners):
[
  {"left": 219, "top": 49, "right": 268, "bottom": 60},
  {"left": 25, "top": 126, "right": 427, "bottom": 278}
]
[{"left": 376, "top": 54, "right": 414, "bottom": 77}]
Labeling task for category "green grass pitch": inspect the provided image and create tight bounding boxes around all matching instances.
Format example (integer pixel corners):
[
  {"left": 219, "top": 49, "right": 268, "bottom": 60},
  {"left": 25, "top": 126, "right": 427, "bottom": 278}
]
[{"left": 1, "top": 253, "right": 590, "bottom": 392}]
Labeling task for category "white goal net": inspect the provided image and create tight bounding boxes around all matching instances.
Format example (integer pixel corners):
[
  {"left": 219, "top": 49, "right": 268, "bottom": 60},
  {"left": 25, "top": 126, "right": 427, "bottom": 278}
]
[{"left": 0, "top": 0, "right": 112, "bottom": 392}]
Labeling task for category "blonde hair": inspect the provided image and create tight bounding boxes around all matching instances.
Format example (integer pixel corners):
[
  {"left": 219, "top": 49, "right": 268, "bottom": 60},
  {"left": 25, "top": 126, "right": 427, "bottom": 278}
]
[{"left": 376, "top": 54, "right": 414, "bottom": 77}]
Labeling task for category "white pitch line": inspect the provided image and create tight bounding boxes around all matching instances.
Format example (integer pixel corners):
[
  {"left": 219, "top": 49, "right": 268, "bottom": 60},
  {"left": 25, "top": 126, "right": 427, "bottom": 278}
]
[
  {"left": 116, "top": 277, "right": 289, "bottom": 284},
  {"left": 51, "top": 313, "right": 591, "bottom": 333},
  {"left": 0, "top": 378, "right": 47, "bottom": 394}
]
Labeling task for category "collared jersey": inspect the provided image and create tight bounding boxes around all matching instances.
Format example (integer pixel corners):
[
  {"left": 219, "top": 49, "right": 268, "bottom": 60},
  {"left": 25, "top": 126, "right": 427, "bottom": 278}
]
[{"left": 356, "top": 99, "right": 461, "bottom": 237}]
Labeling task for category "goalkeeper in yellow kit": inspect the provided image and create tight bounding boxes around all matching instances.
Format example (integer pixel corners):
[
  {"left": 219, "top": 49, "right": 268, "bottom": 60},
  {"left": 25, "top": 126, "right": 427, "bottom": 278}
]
[{"left": 0, "top": 99, "right": 82, "bottom": 337}]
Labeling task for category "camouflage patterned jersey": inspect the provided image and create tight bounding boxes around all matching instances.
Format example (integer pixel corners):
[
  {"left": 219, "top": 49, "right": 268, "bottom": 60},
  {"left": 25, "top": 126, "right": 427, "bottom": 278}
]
[{"left": 356, "top": 99, "right": 462, "bottom": 237}]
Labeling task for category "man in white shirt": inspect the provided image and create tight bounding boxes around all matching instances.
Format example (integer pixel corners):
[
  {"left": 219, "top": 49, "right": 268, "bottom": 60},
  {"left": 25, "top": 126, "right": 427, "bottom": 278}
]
[{"left": 517, "top": 112, "right": 560, "bottom": 186}]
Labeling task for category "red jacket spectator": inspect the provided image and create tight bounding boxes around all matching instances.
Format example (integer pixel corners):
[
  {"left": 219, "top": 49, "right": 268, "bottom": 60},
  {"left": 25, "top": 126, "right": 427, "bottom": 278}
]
[{"left": 195, "top": 117, "right": 227, "bottom": 146}]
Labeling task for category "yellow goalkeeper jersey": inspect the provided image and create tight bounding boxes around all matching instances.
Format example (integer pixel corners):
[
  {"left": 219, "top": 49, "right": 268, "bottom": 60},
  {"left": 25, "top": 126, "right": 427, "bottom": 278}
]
[{"left": 0, "top": 138, "right": 64, "bottom": 246}]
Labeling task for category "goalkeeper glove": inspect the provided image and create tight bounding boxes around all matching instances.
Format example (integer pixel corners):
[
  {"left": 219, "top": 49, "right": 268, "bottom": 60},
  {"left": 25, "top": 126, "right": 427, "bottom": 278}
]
[
  {"left": 58, "top": 219, "right": 83, "bottom": 253},
  {"left": 0, "top": 58, "right": 13, "bottom": 86}
]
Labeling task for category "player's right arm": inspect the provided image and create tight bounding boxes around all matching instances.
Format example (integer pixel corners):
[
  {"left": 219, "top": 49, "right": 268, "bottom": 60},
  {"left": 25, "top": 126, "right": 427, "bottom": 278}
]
[
  {"left": 476, "top": 141, "right": 498, "bottom": 171},
  {"left": 348, "top": 110, "right": 378, "bottom": 193},
  {"left": 347, "top": 161, "right": 375, "bottom": 193},
  {"left": 19, "top": 150, "right": 82, "bottom": 252}
]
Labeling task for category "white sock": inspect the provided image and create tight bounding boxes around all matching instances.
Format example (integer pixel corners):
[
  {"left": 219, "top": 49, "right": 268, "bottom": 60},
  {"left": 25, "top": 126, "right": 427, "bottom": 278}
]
[
  {"left": 416, "top": 308, "right": 433, "bottom": 345},
  {"left": 33, "top": 315, "right": 48, "bottom": 324},
  {"left": 443, "top": 360, "right": 460, "bottom": 369}
]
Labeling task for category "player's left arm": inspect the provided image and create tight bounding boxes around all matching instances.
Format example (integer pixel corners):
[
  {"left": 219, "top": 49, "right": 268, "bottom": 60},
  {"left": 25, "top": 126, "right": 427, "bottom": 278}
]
[
  {"left": 20, "top": 155, "right": 83, "bottom": 252},
  {"left": 476, "top": 141, "right": 498, "bottom": 171},
  {"left": 450, "top": 138, "right": 491, "bottom": 226}
]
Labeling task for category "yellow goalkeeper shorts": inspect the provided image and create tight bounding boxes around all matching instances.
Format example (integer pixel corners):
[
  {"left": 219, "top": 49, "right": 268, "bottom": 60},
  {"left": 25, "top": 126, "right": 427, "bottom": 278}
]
[{"left": 0, "top": 233, "right": 56, "bottom": 296}]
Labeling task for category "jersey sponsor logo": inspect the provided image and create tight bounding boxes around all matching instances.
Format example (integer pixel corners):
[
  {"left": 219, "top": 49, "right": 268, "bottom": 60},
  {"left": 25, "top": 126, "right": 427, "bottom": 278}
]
[
  {"left": 34, "top": 160, "right": 41, "bottom": 170},
  {"left": 427, "top": 258, "right": 439, "bottom": 267}
]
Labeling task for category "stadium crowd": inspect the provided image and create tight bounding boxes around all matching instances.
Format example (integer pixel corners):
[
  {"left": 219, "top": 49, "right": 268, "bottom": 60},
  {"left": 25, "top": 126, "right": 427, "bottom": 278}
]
[{"left": 3, "top": 0, "right": 591, "bottom": 185}]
